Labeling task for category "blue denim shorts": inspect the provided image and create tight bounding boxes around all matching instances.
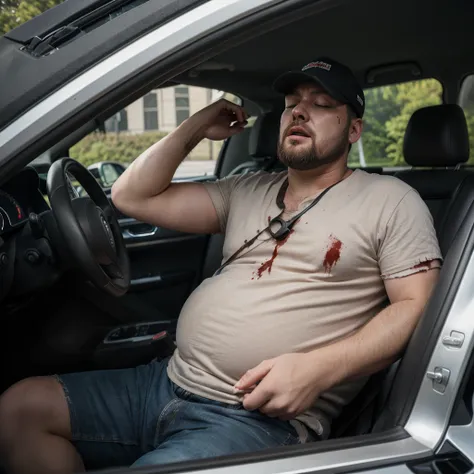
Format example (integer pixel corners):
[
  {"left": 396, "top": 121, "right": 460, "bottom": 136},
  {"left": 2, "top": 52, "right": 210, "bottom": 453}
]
[{"left": 55, "top": 358, "right": 314, "bottom": 469}]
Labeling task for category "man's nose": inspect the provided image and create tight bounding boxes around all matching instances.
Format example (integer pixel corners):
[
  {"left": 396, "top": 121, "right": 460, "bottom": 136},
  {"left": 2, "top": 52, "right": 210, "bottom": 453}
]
[{"left": 292, "top": 103, "right": 309, "bottom": 122}]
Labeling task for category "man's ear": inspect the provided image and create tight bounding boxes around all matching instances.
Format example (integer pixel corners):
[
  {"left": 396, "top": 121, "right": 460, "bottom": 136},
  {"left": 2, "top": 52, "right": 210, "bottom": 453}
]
[{"left": 349, "top": 118, "right": 363, "bottom": 145}]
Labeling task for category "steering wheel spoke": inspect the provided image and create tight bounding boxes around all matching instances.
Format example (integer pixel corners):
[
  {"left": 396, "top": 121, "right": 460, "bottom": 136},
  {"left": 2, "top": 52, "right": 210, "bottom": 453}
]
[
  {"left": 103, "top": 261, "right": 123, "bottom": 279},
  {"left": 103, "top": 206, "right": 115, "bottom": 220}
]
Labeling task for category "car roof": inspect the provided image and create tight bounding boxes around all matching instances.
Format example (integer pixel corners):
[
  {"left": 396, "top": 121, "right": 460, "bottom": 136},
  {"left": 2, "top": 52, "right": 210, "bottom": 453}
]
[
  {"left": 161, "top": 0, "right": 474, "bottom": 107},
  {"left": 2, "top": 0, "right": 473, "bottom": 134}
]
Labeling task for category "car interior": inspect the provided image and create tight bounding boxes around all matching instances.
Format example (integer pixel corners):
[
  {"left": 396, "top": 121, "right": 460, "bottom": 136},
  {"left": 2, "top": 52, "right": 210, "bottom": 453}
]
[{"left": 1, "top": 0, "right": 474, "bottom": 470}]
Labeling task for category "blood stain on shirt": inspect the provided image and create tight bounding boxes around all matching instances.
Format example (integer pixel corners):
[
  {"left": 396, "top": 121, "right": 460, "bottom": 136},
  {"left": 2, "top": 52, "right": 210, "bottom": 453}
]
[
  {"left": 254, "top": 229, "right": 294, "bottom": 279},
  {"left": 323, "top": 235, "right": 343, "bottom": 273},
  {"left": 412, "top": 260, "right": 434, "bottom": 271}
]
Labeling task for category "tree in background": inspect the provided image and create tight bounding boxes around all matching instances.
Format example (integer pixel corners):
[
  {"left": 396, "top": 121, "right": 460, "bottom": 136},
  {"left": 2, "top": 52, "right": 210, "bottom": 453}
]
[
  {"left": 350, "top": 79, "right": 444, "bottom": 167},
  {"left": 461, "top": 76, "right": 474, "bottom": 164},
  {"left": 385, "top": 79, "right": 443, "bottom": 165},
  {"left": 358, "top": 85, "right": 402, "bottom": 165},
  {"left": 466, "top": 113, "right": 474, "bottom": 164},
  {"left": 0, "top": 0, "right": 62, "bottom": 35}
]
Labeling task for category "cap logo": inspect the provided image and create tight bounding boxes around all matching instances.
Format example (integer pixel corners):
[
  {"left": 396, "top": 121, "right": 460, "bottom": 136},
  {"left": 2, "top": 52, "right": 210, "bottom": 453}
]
[
  {"left": 302, "top": 61, "right": 332, "bottom": 72},
  {"left": 357, "top": 94, "right": 364, "bottom": 106}
]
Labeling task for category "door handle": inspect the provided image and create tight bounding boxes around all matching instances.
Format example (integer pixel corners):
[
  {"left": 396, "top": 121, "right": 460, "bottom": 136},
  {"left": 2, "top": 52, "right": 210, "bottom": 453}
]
[{"left": 121, "top": 224, "right": 158, "bottom": 240}]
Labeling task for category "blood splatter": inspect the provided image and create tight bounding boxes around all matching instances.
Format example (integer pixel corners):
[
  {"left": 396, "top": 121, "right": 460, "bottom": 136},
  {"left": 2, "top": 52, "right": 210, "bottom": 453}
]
[
  {"left": 254, "top": 229, "right": 294, "bottom": 279},
  {"left": 323, "top": 235, "right": 343, "bottom": 273},
  {"left": 268, "top": 216, "right": 271, "bottom": 224},
  {"left": 412, "top": 260, "right": 434, "bottom": 271}
]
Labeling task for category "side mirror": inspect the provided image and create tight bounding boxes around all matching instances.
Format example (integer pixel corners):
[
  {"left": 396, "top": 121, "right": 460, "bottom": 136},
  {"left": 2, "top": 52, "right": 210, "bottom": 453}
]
[{"left": 97, "top": 162, "right": 126, "bottom": 188}]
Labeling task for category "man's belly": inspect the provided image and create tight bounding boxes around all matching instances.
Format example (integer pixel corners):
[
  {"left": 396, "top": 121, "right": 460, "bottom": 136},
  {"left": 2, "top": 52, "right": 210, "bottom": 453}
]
[{"left": 167, "top": 268, "right": 385, "bottom": 402}]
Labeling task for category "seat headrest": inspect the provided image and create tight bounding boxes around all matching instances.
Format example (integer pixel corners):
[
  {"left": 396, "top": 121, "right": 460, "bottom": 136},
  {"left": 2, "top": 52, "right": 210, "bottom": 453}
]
[
  {"left": 249, "top": 111, "right": 281, "bottom": 160},
  {"left": 404, "top": 104, "right": 469, "bottom": 167}
]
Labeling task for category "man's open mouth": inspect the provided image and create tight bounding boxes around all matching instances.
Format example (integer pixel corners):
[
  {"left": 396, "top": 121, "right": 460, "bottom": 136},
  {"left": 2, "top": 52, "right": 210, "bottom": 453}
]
[{"left": 287, "top": 126, "right": 311, "bottom": 138}]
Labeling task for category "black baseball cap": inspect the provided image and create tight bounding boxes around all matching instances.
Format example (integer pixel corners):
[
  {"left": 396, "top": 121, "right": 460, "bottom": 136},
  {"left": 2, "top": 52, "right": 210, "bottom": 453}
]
[{"left": 273, "top": 57, "right": 365, "bottom": 118}]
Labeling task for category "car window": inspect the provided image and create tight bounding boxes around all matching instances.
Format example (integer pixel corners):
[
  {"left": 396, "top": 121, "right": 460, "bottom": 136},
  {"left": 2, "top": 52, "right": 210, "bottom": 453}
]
[
  {"left": 458, "top": 75, "right": 474, "bottom": 164},
  {"left": 348, "top": 78, "right": 443, "bottom": 169},
  {"left": 68, "top": 86, "right": 242, "bottom": 185}
]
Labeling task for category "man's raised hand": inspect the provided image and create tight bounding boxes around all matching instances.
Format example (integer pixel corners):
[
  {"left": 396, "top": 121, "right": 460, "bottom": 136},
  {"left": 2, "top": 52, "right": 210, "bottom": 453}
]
[{"left": 190, "top": 98, "right": 249, "bottom": 141}]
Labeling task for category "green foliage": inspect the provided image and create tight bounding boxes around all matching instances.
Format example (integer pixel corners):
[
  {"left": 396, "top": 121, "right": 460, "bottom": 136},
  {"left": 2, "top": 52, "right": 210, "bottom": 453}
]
[
  {"left": 466, "top": 115, "right": 474, "bottom": 164},
  {"left": 69, "top": 131, "right": 168, "bottom": 168},
  {"left": 463, "top": 109, "right": 474, "bottom": 164},
  {"left": 0, "top": 0, "right": 62, "bottom": 35},
  {"left": 385, "top": 79, "right": 443, "bottom": 165},
  {"left": 350, "top": 79, "right": 443, "bottom": 167}
]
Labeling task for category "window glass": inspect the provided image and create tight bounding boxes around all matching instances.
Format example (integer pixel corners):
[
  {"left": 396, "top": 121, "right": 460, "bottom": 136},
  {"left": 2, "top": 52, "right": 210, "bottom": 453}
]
[
  {"left": 175, "top": 86, "right": 189, "bottom": 94},
  {"left": 143, "top": 93, "right": 157, "bottom": 108},
  {"left": 104, "top": 110, "right": 128, "bottom": 132},
  {"left": 176, "top": 97, "right": 190, "bottom": 108},
  {"left": 349, "top": 79, "right": 443, "bottom": 168},
  {"left": 143, "top": 93, "right": 159, "bottom": 130},
  {"left": 458, "top": 75, "right": 474, "bottom": 164},
  {"left": 69, "top": 86, "right": 243, "bottom": 182},
  {"left": 175, "top": 87, "right": 190, "bottom": 126}
]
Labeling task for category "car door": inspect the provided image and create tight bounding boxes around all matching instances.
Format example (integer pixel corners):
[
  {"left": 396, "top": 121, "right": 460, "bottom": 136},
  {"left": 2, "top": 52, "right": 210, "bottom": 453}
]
[{"left": 4, "top": 0, "right": 474, "bottom": 473}]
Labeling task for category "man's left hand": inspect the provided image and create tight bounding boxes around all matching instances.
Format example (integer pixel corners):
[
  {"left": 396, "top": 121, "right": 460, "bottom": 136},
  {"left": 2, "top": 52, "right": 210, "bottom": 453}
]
[{"left": 234, "top": 353, "right": 329, "bottom": 420}]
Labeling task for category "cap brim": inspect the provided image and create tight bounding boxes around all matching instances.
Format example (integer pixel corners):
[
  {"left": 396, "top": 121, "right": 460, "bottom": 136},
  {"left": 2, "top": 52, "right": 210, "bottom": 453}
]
[{"left": 272, "top": 71, "right": 345, "bottom": 104}]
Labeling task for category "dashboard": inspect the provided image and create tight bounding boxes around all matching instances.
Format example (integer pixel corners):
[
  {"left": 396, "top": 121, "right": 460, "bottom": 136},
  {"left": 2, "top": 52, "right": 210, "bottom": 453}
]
[
  {"left": 0, "top": 189, "right": 27, "bottom": 233},
  {"left": 0, "top": 167, "right": 50, "bottom": 235}
]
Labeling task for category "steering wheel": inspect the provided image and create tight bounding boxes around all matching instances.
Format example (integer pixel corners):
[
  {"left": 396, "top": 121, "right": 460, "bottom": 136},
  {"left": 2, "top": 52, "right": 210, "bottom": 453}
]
[{"left": 47, "top": 157, "right": 130, "bottom": 296}]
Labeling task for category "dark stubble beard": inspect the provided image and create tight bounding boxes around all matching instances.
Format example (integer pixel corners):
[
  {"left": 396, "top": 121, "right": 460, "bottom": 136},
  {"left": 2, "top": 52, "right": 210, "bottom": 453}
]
[{"left": 277, "top": 120, "right": 350, "bottom": 171}]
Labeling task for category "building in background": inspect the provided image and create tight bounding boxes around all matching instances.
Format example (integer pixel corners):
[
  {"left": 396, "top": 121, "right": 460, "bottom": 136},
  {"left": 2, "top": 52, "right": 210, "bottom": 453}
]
[{"left": 105, "top": 85, "right": 220, "bottom": 134}]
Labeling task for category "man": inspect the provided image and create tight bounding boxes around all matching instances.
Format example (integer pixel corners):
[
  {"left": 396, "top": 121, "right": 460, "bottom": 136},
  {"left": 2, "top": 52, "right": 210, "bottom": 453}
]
[{"left": 0, "top": 58, "right": 441, "bottom": 473}]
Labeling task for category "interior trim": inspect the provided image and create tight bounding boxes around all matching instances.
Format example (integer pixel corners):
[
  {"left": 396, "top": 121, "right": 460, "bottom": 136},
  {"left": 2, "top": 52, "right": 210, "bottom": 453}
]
[
  {"left": 446, "top": 392, "right": 474, "bottom": 463},
  {"left": 405, "top": 230, "right": 474, "bottom": 449},
  {"left": 130, "top": 271, "right": 193, "bottom": 287},
  {"left": 131, "top": 275, "right": 164, "bottom": 286},
  {"left": 125, "top": 235, "right": 202, "bottom": 249},
  {"left": 98, "top": 433, "right": 429, "bottom": 474}
]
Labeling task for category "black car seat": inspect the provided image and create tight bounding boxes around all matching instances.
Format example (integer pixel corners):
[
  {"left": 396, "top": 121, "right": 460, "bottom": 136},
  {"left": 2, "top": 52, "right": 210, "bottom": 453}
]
[
  {"left": 395, "top": 104, "right": 473, "bottom": 255},
  {"left": 331, "top": 104, "right": 473, "bottom": 438},
  {"left": 227, "top": 111, "right": 285, "bottom": 176}
]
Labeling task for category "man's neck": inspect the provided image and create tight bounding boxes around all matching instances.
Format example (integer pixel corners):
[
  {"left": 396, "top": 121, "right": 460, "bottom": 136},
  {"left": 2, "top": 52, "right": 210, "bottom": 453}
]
[{"left": 286, "top": 161, "right": 351, "bottom": 202}]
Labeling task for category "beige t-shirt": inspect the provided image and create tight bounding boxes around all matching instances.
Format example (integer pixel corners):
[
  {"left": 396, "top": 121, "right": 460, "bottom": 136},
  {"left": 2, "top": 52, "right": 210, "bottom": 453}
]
[{"left": 167, "top": 169, "right": 442, "bottom": 438}]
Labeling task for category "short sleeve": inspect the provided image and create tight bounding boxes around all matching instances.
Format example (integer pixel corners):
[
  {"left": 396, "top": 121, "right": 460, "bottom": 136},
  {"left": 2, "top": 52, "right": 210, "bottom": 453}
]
[
  {"left": 202, "top": 175, "right": 241, "bottom": 233},
  {"left": 378, "top": 189, "right": 443, "bottom": 279}
]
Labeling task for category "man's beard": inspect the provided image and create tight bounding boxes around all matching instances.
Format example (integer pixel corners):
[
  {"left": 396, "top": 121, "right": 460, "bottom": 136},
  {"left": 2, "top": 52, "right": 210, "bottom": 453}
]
[{"left": 277, "top": 122, "right": 350, "bottom": 171}]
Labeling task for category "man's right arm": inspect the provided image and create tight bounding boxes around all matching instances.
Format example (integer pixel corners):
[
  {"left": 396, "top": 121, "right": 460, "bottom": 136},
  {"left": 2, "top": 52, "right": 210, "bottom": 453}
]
[{"left": 111, "top": 99, "right": 247, "bottom": 234}]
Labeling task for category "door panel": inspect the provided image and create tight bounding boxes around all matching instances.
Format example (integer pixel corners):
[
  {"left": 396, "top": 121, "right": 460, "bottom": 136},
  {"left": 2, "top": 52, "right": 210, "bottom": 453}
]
[{"left": 121, "top": 219, "right": 209, "bottom": 326}]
